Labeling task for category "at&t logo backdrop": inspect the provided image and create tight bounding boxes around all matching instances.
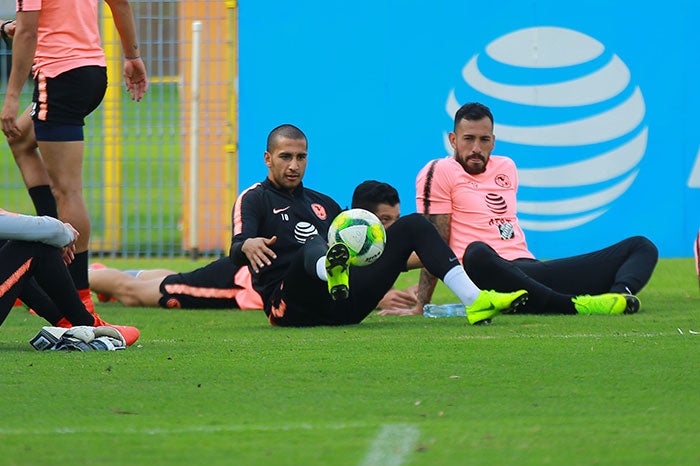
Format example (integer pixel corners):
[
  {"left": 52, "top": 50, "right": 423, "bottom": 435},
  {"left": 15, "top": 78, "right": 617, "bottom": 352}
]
[{"left": 447, "top": 26, "right": 647, "bottom": 232}]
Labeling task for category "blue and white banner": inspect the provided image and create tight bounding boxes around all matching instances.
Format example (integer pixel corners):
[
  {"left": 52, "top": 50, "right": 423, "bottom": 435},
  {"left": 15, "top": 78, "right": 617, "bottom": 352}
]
[{"left": 239, "top": 0, "right": 699, "bottom": 258}]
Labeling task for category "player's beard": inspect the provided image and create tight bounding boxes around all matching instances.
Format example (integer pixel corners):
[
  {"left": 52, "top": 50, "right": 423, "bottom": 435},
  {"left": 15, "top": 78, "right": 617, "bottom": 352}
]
[{"left": 458, "top": 154, "right": 488, "bottom": 175}]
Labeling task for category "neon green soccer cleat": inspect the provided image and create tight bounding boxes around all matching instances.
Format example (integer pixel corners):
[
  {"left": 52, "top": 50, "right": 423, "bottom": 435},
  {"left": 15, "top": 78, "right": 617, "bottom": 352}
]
[
  {"left": 465, "top": 289, "right": 529, "bottom": 325},
  {"left": 572, "top": 293, "right": 637, "bottom": 315},
  {"left": 326, "top": 242, "right": 351, "bottom": 301}
]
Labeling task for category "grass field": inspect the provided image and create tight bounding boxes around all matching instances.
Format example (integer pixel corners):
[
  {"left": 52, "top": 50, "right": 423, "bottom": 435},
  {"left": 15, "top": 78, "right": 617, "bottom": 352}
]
[{"left": 1, "top": 258, "right": 699, "bottom": 465}]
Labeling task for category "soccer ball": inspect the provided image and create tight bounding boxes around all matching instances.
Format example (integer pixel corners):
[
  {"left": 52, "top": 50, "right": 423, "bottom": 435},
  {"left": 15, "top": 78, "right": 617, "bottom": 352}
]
[{"left": 327, "top": 208, "right": 386, "bottom": 266}]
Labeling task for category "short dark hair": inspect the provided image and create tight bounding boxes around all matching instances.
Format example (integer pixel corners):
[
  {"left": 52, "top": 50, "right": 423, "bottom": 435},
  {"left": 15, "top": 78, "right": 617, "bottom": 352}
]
[
  {"left": 454, "top": 102, "right": 494, "bottom": 130},
  {"left": 267, "top": 124, "right": 307, "bottom": 152},
  {"left": 351, "top": 180, "right": 400, "bottom": 212}
]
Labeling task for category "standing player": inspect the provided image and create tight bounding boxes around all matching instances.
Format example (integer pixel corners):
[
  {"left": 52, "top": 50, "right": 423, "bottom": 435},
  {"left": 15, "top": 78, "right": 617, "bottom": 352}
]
[
  {"left": 230, "top": 124, "right": 528, "bottom": 327},
  {"left": 1, "top": 0, "right": 148, "bottom": 315}
]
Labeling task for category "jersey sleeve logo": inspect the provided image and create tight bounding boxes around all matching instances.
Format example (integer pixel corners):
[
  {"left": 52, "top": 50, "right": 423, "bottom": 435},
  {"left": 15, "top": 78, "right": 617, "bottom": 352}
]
[{"left": 311, "top": 203, "right": 327, "bottom": 220}]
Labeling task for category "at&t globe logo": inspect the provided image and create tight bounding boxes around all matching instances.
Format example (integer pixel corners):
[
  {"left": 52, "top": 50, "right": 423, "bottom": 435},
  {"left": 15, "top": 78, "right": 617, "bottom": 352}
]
[{"left": 446, "top": 26, "right": 647, "bottom": 231}]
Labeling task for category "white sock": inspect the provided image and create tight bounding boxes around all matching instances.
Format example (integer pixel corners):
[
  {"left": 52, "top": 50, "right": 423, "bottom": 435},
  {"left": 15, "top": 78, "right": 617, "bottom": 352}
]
[
  {"left": 316, "top": 257, "right": 327, "bottom": 281},
  {"left": 442, "top": 266, "right": 480, "bottom": 305}
]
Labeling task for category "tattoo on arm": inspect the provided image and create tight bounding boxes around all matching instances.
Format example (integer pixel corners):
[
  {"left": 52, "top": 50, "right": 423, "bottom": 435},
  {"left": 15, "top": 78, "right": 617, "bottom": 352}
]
[{"left": 417, "top": 213, "right": 452, "bottom": 305}]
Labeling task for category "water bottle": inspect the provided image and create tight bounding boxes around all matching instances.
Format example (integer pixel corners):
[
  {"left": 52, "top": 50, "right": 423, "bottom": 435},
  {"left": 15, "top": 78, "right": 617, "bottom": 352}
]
[{"left": 422, "top": 303, "right": 466, "bottom": 318}]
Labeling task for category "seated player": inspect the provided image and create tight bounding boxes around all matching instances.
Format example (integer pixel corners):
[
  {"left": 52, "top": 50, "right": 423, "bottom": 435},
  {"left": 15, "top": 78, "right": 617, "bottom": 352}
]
[
  {"left": 0, "top": 208, "right": 139, "bottom": 345},
  {"left": 411, "top": 102, "right": 658, "bottom": 316}
]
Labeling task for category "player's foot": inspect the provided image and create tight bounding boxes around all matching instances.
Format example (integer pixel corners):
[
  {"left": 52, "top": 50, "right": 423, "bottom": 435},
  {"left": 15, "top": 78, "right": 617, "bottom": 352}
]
[
  {"left": 89, "top": 263, "right": 117, "bottom": 302},
  {"left": 622, "top": 294, "right": 640, "bottom": 314},
  {"left": 93, "top": 315, "right": 140, "bottom": 346},
  {"left": 572, "top": 293, "right": 628, "bottom": 315},
  {"left": 326, "top": 242, "right": 350, "bottom": 301},
  {"left": 13, "top": 298, "right": 23, "bottom": 307},
  {"left": 56, "top": 317, "right": 72, "bottom": 328},
  {"left": 465, "top": 289, "right": 529, "bottom": 325},
  {"left": 78, "top": 288, "right": 96, "bottom": 315}
]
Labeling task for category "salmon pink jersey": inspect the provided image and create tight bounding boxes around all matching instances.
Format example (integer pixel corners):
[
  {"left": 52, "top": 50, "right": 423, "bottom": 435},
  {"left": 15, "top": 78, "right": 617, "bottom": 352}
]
[
  {"left": 416, "top": 155, "right": 534, "bottom": 261},
  {"left": 17, "top": 0, "right": 106, "bottom": 78}
]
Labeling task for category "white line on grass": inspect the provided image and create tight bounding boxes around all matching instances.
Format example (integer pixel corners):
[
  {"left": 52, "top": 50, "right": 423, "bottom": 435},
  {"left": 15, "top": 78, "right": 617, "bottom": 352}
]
[
  {"left": 0, "top": 422, "right": 372, "bottom": 436},
  {"left": 358, "top": 423, "right": 419, "bottom": 466},
  {"left": 456, "top": 331, "right": 685, "bottom": 340}
]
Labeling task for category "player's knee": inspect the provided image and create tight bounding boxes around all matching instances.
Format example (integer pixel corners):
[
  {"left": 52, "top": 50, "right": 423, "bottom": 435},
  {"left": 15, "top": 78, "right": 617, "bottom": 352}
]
[
  {"left": 463, "top": 241, "right": 492, "bottom": 266},
  {"left": 628, "top": 236, "right": 659, "bottom": 261},
  {"left": 118, "top": 282, "right": 147, "bottom": 307}
]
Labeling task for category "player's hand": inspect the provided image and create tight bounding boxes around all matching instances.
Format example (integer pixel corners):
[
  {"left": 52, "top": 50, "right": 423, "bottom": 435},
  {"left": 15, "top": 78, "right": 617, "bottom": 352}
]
[
  {"left": 3, "top": 20, "right": 16, "bottom": 38},
  {"left": 376, "top": 288, "right": 418, "bottom": 312},
  {"left": 1, "top": 98, "right": 21, "bottom": 139},
  {"left": 60, "top": 223, "right": 80, "bottom": 265},
  {"left": 242, "top": 236, "right": 278, "bottom": 273},
  {"left": 61, "top": 243, "right": 77, "bottom": 265},
  {"left": 123, "top": 57, "right": 148, "bottom": 102}
]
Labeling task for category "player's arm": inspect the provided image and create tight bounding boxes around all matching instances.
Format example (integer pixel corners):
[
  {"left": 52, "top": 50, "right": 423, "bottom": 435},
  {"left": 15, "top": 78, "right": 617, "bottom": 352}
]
[
  {"left": 229, "top": 189, "right": 278, "bottom": 273},
  {"left": 104, "top": 0, "right": 148, "bottom": 101},
  {"left": 0, "top": 209, "right": 77, "bottom": 248},
  {"left": 1, "top": 11, "right": 38, "bottom": 139},
  {"left": 415, "top": 213, "right": 451, "bottom": 311},
  {"left": 375, "top": 284, "right": 419, "bottom": 316}
]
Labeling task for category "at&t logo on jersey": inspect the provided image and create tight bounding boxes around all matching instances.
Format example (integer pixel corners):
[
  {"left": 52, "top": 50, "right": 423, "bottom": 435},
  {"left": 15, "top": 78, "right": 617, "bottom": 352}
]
[
  {"left": 446, "top": 26, "right": 646, "bottom": 232},
  {"left": 294, "top": 222, "right": 318, "bottom": 244}
]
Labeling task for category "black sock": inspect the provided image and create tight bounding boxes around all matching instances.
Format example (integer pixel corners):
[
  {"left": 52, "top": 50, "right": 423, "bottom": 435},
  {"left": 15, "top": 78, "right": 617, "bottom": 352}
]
[
  {"left": 28, "top": 185, "right": 58, "bottom": 218},
  {"left": 68, "top": 251, "right": 90, "bottom": 290}
]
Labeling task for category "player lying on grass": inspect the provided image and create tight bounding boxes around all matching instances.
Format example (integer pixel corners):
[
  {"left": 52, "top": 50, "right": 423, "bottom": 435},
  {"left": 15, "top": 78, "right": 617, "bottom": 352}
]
[
  {"left": 405, "top": 101, "right": 659, "bottom": 317},
  {"left": 88, "top": 258, "right": 263, "bottom": 310},
  {"left": 0, "top": 208, "right": 139, "bottom": 345},
  {"left": 229, "top": 123, "right": 528, "bottom": 327},
  {"left": 87, "top": 181, "right": 414, "bottom": 313}
]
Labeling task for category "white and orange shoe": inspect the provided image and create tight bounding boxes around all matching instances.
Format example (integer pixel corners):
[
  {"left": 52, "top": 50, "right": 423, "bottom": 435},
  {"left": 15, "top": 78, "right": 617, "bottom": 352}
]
[{"left": 93, "top": 315, "right": 140, "bottom": 346}]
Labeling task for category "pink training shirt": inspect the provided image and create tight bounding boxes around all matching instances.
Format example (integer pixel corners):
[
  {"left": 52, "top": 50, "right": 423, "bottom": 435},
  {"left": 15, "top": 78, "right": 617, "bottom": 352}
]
[
  {"left": 17, "top": 0, "right": 106, "bottom": 78},
  {"left": 416, "top": 155, "right": 534, "bottom": 261}
]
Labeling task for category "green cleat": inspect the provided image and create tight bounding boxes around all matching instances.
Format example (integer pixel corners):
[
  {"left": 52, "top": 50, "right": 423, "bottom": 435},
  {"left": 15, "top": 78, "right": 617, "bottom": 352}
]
[
  {"left": 326, "top": 242, "right": 351, "bottom": 301},
  {"left": 622, "top": 294, "right": 640, "bottom": 314},
  {"left": 465, "top": 289, "right": 529, "bottom": 325},
  {"left": 572, "top": 293, "right": 633, "bottom": 315}
]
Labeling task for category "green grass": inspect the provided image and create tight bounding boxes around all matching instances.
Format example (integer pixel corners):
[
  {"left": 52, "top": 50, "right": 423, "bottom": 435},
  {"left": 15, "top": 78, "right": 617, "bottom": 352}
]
[{"left": 1, "top": 258, "right": 699, "bottom": 465}]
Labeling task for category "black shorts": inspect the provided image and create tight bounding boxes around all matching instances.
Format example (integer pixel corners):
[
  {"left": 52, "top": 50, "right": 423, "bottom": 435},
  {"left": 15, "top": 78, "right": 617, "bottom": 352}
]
[
  {"left": 31, "top": 66, "right": 107, "bottom": 140},
  {"left": 158, "top": 257, "right": 245, "bottom": 309}
]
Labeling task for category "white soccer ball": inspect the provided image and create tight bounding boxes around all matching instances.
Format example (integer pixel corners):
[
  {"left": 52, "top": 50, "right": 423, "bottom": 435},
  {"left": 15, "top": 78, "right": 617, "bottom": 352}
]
[{"left": 327, "top": 208, "right": 386, "bottom": 266}]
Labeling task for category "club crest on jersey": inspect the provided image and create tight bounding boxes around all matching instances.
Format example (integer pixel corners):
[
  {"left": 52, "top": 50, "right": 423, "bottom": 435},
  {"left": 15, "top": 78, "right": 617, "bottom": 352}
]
[
  {"left": 311, "top": 203, "right": 327, "bottom": 220},
  {"left": 494, "top": 174, "right": 511, "bottom": 188}
]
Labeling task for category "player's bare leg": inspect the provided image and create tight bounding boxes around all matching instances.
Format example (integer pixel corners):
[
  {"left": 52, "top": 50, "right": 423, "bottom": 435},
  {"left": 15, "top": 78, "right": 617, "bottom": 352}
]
[
  {"left": 6, "top": 106, "right": 52, "bottom": 189},
  {"left": 134, "top": 269, "right": 175, "bottom": 281},
  {"left": 38, "top": 139, "right": 90, "bottom": 252},
  {"left": 89, "top": 267, "right": 163, "bottom": 307}
]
